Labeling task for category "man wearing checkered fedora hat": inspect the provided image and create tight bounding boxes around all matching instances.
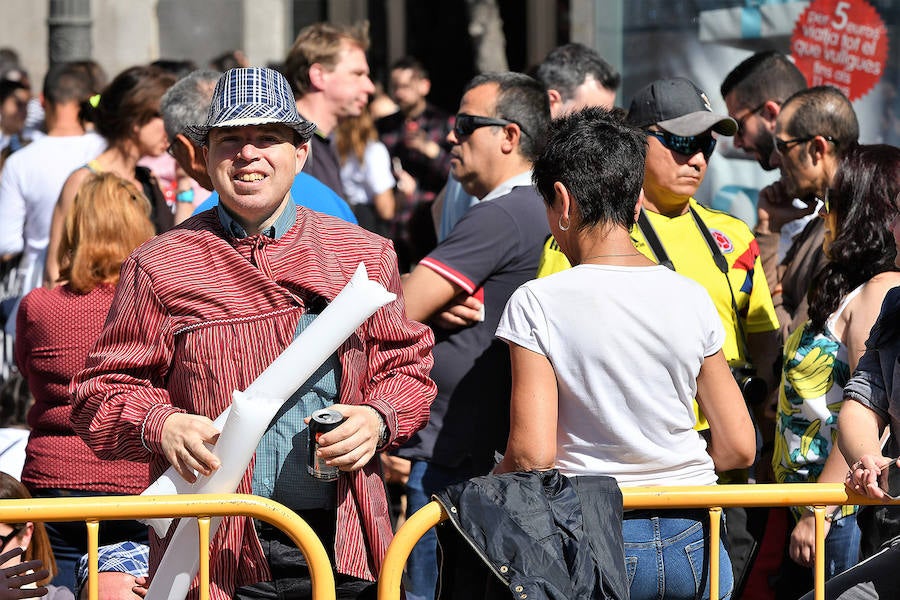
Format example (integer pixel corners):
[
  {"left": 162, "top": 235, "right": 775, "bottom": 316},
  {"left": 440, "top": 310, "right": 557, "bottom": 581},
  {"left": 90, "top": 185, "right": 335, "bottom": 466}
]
[{"left": 72, "top": 67, "right": 436, "bottom": 599}]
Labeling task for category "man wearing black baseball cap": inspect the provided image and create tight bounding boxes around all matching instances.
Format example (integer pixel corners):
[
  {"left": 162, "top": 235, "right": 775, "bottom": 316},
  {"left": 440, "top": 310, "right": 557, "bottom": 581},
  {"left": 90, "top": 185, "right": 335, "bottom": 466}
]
[{"left": 625, "top": 77, "right": 780, "bottom": 596}]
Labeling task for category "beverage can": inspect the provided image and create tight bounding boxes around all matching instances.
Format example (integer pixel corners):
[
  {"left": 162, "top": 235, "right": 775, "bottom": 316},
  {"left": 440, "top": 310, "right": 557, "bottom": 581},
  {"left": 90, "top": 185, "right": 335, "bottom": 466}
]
[{"left": 307, "top": 408, "right": 345, "bottom": 481}]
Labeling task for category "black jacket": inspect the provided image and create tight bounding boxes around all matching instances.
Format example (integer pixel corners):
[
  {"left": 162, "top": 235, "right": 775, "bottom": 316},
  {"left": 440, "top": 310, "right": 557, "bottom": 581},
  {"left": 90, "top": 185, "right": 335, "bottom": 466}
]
[{"left": 433, "top": 470, "right": 628, "bottom": 600}]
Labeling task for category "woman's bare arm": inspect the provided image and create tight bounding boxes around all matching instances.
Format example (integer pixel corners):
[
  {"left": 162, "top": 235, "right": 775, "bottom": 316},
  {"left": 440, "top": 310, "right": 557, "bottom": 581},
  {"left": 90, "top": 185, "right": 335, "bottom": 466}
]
[
  {"left": 695, "top": 350, "right": 756, "bottom": 471},
  {"left": 494, "top": 343, "right": 558, "bottom": 474}
]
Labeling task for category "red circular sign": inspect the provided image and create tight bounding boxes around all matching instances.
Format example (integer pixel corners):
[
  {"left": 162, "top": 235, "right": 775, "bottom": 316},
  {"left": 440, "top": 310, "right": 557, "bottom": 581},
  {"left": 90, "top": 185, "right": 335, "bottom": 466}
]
[{"left": 790, "top": 0, "right": 888, "bottom": 101}]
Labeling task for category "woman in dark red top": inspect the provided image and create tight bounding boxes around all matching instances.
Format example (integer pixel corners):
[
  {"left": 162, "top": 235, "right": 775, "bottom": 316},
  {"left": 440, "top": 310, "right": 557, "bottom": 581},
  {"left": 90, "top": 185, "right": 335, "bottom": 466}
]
[{"left": 15, "top": 173, "right": 156, "bottom": 591}]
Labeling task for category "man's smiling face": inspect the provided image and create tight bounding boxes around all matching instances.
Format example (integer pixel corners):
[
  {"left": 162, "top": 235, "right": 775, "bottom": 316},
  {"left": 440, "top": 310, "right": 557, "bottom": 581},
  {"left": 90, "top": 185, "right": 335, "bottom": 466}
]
[{"left": 204, "top": 124, "right": 307, "bottom": 230}]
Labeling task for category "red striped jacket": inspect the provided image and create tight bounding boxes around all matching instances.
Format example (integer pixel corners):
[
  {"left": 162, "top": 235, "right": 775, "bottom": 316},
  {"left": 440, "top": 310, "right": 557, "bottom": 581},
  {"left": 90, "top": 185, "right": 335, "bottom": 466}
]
[{"left": 71, "top": 208, "right": 435, "bottom": 599}]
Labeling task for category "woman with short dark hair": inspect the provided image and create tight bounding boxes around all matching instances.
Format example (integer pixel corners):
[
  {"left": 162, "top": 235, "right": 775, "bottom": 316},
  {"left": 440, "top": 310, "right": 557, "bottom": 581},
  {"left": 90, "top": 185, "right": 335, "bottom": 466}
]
[{"left": 495, "top": 107, "right": 755, "bottom": 600}]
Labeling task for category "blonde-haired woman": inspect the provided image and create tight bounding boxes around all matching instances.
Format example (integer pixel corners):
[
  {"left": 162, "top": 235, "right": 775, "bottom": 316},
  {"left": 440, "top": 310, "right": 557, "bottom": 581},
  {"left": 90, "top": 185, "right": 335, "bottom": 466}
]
[
  {"left": 336, "top": 108, "right": 396, "bottom": 237},
  {"left": 15, "top": 173, "right": 155, "bottom": 590}
]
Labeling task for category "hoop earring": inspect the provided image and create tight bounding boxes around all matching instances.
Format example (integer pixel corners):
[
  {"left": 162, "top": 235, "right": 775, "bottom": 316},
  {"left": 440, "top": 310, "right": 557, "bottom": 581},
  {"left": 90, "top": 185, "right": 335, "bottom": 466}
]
[{"left": 558, "top": 214, "right": 570, "bottom": 231}]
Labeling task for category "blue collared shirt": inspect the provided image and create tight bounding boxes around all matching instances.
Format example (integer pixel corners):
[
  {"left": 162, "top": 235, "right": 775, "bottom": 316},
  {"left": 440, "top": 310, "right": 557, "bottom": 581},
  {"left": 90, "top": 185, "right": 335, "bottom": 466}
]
[
  {"left": 215, "top": 196, "right": 298, "bottom": 239},
  {"left": 215, "top": 196, "right": 342, "bottom": 507}
]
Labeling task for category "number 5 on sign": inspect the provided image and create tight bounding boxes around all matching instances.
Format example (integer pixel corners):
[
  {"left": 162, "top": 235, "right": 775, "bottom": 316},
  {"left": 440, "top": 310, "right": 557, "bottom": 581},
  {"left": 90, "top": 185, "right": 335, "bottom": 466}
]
[{"left": 831, "top": 1, "right": 849, "bottom": 29}]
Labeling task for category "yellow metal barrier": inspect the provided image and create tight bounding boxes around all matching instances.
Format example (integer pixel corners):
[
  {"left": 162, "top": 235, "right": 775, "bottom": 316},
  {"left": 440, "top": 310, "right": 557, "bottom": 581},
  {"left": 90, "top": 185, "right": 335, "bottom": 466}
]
[
  {"left": 0, "top": 494, "right": 335, "bottom": 600},
  {"left": 378, "top": 483, "right": 883, "bottom": 600}
]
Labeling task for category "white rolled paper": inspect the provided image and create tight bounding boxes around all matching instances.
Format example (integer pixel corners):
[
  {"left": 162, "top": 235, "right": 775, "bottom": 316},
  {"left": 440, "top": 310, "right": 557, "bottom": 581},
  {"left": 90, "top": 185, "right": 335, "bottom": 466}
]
[
  {"left": 145, "top": 515, "right": 224, "bottom": 600},
  {"left": 142, "top": 263, "right": 396, "bottom": 600}
]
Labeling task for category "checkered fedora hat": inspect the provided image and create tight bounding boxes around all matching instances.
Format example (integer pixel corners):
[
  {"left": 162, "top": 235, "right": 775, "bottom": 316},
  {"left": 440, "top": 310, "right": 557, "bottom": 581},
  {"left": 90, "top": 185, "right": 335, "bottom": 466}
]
[
  {"left": 74, "top": 541, "right": 150, "bottom": 597},
  {"left": 184, "top": 67, "right": 316, "bottom": 145}
]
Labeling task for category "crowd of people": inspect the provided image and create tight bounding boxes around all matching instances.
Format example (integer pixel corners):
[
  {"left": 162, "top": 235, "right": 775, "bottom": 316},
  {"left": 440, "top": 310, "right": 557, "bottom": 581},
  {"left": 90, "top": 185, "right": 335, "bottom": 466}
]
[{"left": 0, "top": 17, "right": 896, "bottom": 600}]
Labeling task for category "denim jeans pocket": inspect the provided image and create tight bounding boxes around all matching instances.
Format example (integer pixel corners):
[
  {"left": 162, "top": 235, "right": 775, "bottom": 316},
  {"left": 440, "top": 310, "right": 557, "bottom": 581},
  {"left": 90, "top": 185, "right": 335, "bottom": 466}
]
[
  {"left": 685, "top": 537, "right": 734, "bottom": 600},
  {"left": 685, "top": 537, "right": 706, "bottom": 592},
  {"left": 625, "top": 555, "right": 638, "bottom": 586}
]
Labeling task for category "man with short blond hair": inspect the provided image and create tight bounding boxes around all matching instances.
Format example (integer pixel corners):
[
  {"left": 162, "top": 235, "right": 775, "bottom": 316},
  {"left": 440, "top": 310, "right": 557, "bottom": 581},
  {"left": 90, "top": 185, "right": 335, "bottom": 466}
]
[{"left": 284, "top": 22, "right": 375, "bottom": 199}]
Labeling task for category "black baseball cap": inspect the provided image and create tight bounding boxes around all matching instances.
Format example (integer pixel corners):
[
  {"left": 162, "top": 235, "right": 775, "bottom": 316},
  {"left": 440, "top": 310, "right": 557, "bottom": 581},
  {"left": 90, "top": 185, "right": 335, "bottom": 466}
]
[{"left": 626, "top": 77, "right": 737, "bottom": 137}]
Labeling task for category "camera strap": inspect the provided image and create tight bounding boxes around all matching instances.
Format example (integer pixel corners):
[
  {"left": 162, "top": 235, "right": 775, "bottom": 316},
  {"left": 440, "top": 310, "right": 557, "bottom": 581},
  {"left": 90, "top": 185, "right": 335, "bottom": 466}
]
[{"left": 636, "top": 206, "right": 753, "bottom": 363}]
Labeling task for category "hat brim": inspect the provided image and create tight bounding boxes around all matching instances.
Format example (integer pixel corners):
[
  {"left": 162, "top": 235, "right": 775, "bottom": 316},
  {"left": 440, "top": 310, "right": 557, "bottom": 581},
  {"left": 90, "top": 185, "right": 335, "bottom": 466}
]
[
  {"left": 658, "top": 111, "right": 737, "bottom": 137},
  {"left": 184, "top": 116, "right": 316, "bottom": 146}
]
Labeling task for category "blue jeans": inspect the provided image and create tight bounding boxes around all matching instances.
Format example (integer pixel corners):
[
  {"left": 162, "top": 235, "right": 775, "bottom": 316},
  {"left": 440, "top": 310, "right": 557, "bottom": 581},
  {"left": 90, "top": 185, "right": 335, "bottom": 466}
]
[
  {"left": 403, "top": 460, "right": 480, "bottom": 600},
  {"left": 623, "top": 511, "right": 733, "bottom": 600},
  {"left": 775, "top": 511, "right": 862, "bottom": 599},
  {"left": 825, "top": 513, "right": 861, "bottom": 578}
]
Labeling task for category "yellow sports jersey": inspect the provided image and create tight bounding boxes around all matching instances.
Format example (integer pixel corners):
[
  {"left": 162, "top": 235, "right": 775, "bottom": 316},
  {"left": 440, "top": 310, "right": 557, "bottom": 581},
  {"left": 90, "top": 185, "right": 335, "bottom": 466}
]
[{"left": 537, "top": 199, "right": 779, "bottom": 429}]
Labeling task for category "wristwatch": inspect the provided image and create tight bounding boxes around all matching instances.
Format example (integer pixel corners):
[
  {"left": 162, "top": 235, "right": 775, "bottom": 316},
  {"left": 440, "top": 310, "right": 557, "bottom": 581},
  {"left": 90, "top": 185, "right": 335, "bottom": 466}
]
[
  {"left": 803, "top": 505, "right": 842, "bottom": 522},
  {"left": 365, "top": 406, "right": 390, "bottom": 448}
]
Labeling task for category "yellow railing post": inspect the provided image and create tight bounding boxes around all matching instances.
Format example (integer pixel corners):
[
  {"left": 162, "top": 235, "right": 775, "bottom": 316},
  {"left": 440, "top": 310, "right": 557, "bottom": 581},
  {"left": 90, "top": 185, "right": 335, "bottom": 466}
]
[
  {"left": 86, "top": 519, "right": 99, "bottom": 600},
  {"left": 709, "top": 507, "right": 721, "bottom": 599},
  {"left": 813, "top": 506, "right": 825, "bottom": 600},
  {"left": 198, "top": 516, "right": 211, "bottom": 600},
  {"left": 377, "top": 501, "right": 447, "bottom": 600}
]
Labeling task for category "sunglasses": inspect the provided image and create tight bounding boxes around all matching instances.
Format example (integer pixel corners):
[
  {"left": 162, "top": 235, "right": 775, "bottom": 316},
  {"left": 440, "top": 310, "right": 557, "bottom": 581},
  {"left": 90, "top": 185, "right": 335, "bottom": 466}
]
[
  {"left": 774, "top": 135, "right": 836, "bottom": 155},
  {"left": 647, "top": 130, "right": 717, "bottom": 159},
  {"left": 0, "top": 526, "right": 22, "bottom": 550},
  {"left": 735, "top": 100, "right": 769, "bottom": 135},
  {"left": 453, "top": 114, "right": 527, "bottom": 138}
]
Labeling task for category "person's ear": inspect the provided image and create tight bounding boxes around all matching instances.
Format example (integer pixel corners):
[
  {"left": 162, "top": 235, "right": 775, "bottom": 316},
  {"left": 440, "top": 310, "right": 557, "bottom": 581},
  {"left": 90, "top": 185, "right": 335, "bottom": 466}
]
[
  {"left": 295, "top": 141, "right": 309, "bottom": 174},
  {"left": 760, "top": 100, "right": 781, "bottom": 124},
  {"left": 308, "top": 63, "right": 328, "bottom": 91},
  {"left": 810, "top": 135, "right": 832, "bottom": 163},
  {"left": 17, "top": 523, "right": 34, "bottom": 551},
  {"left": 500, "top": 123, "right": 520, "bottom": 154},
  {"left": 553, "top": 181, "right": 572, "bottom": 220},
  {"left": 547, "top": 89, "right": 563, "bottom": 117},
  {"left": 417, "top": 77, "right": 431, "bottom": 98}
]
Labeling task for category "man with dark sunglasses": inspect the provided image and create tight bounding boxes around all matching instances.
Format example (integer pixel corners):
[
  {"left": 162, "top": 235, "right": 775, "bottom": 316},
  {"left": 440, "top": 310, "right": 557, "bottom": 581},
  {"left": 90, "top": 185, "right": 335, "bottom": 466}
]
[
  {"left": 722, "top": 51, "right": 827, "bottom": 348},
  {"left": 771, "top": 86, "right": 858, "bottom": 211},
  {"left": 623, "top": 77, "right": 779, "bottom": 395},
  {"left": 630, "top": 77, "right": 781, "bottom": 595},
  {"left": 398, "top": 71, "right": 550, "bottom": 600}
]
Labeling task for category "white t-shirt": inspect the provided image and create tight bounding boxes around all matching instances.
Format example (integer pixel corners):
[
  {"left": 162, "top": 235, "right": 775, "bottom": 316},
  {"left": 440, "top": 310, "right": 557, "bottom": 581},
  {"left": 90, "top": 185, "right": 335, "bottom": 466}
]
[
  {"left": 339, "top": 141, "right": 396, "bottom": 207},
  {"left": 496, "top": 264, "right": 725, "bottom": 486},
  {"left": 0, "top": 132, "right": 106, "bottom": 259},
  {"left": 0, "top": 428, "right": 28, "bottom": 480}
]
